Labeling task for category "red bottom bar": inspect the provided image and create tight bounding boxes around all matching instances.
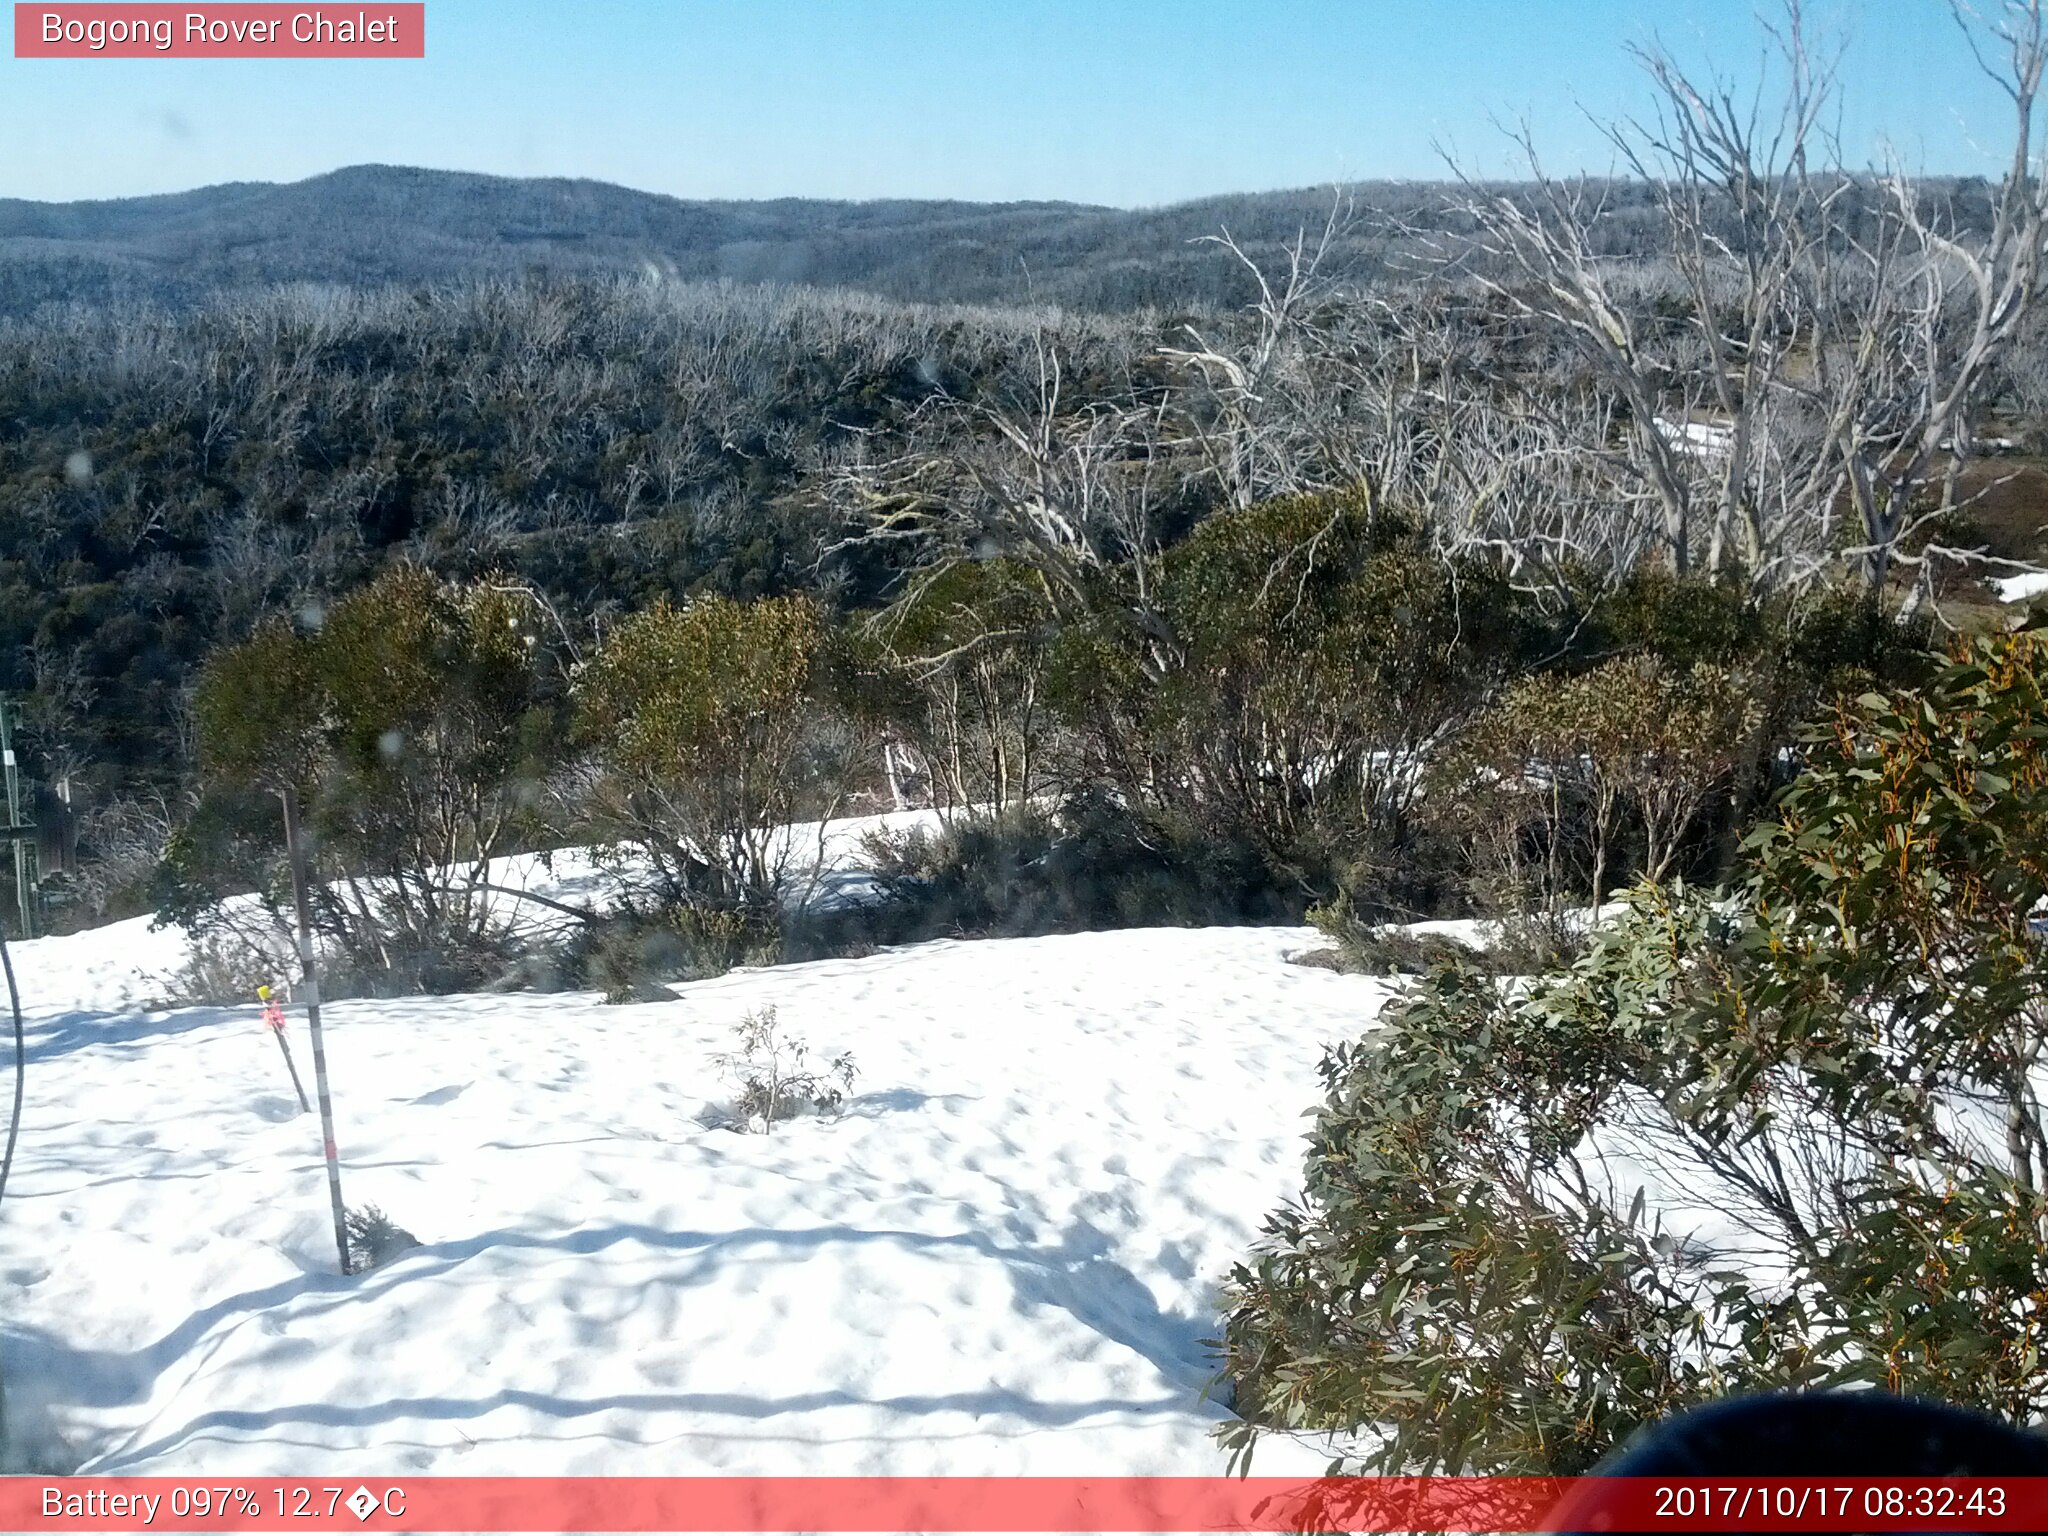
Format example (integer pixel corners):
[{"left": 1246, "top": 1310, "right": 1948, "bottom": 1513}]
[{"left": 8, "top": 1475, "right": 2048, "bottom": 1533}]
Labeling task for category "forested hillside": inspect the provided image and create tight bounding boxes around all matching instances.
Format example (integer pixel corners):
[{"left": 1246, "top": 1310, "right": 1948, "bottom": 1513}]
[
  {"left": 0, "top": 167, "right": 1398, "bottom": 316},
  {"left": 0, "top": 163, "right": 2005, "bottom": 319},
  {"left": 2, "top": 21, "right": 2045, "bottom": 951},
  {"left": 0, "top": 280, "right": 1134, "bottom": 800}
]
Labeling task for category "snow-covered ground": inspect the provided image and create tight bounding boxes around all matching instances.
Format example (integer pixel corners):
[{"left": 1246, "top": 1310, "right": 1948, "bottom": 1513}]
[
  {"left": 1653, "top": 415, "right": 1735, "bottom": 460},
  {"left": 1991, "top": 569, "right": 2048, "bottom": 605},
  {"left": 66, "top": 806, "right": 957, "bottom": 1007},
  {"left": 0, "top": 902, "right": 1391, "bottom": 1477}
]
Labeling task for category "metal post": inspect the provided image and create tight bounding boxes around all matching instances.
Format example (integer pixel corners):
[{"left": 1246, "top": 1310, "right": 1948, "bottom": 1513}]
[
  {"left": 0, "top": 702, "right": 33, "bottom": 942},
  {"left": 280, "top": 786, "right": 351, "bottom": 1275},
  {"left": 8, "top": 846, "right": 29, "bottom": 946}
]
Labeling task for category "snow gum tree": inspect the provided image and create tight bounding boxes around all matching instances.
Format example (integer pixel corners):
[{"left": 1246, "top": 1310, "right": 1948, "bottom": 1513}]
[
  {"left": 1050, "top": 491, "right": 1536, "bottom": 900},
  {"left": 177, "top": 565, "right": 560, "bottom": 991},
  {"left": 863, "top": 558, "right": 1065, "bottom": 815},
  {"left": 571, "top": 594, "right": 867, "bottom": 921},
  {"left": 1439, "top": 656, "right": 1762, "bottom": 916}
]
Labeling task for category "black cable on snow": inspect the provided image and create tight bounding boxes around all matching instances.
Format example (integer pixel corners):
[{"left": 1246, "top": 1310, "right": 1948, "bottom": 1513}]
[
  {"left": 0, "top": 921, "right": 21, "bottom": 1211},
  {"left": 0, "top": 918, "right": 17, "bottom": 1464}
]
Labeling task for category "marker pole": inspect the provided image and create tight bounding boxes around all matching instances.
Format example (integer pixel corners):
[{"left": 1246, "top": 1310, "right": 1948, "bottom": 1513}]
[
  {"left": 280, "top": 786, "right": 350, "bottom": 1275},
  {"left": 266, "top": 1000, "right": 312, "bottom": 1114}
]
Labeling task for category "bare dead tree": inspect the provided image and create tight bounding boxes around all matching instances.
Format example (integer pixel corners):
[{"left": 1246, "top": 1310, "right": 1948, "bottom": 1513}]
[
  {"left": 52, "top": 790, "right": 176, "bottom": 921},
  {"left": 830, "top": 328, "right": 1183, "bottom": 675},
  {"left": 1449, "top": 149, "right": 1711, "bottom": 578},
  {"left": 19, "top": 641, "right": 96, "bottom": 811},
  {"left": 1848, "top": 0, "right": 2048, "bottom": 607},
  {"left": 1159, "top": 205, "right": 1364, "bottom": 511},
  {"left": 1446, "top": 0, "right": 2048, "bottom": 609}
]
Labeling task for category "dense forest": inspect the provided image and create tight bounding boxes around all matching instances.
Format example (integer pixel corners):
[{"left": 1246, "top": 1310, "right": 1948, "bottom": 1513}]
[{"left": 0, "top": 279, "right": 1087, "bottom": 787}]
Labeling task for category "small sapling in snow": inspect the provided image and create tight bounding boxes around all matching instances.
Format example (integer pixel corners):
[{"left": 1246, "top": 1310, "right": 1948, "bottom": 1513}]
[{"left": 711, "top": 1006, "right": 857, "bottom": 1132}]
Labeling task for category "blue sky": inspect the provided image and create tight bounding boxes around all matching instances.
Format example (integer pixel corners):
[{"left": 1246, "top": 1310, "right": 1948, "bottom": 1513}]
[{"left": 0, "top": 1, "right": 2016, "bottom": 206}]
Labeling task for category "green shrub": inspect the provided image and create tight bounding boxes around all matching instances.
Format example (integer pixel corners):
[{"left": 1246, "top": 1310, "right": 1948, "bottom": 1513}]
[
  {"left": 1216, "top": 622, "right": 2048, "bottom": 1475},
  {"left": 180, "top": 566, "right": 561, "bottom": 993},
  {"left": 151, "top": 931, "right": 289, "bottom": 1009},
  {"left": 345, "top": 1205, "right": 422, "bottom": 1272},
  {"left": 577, "top": 906, "right": 782, "bottom": 1002},
  {"left": 1478, "top": 908, "right": 1591, "bottom": 975},
  {"left": 573, "top": 593, "right": 867, "bottom": 918},
  {"left": 809, "top": 792, "right": 1299, "bottom": 951},
  {"left": 1217, "top": 943, "right": 1717, "bottom": 1475},
  {"left": 1052, "top": 494, "right": 1540, "bottom": 901},
  {"left": 712, "top": 1006, "right": 858, "bottom": 1132},
  {"left": 1435, "top": 654, "right": 1761, "bottom": 916},
  {"left": 863, "top": 559, "right": 1068, "bottom": 812},
  {"left": 1591, "top": 569, "right": 1758, "bottom": 666},
  {"left": 1298, "top": 898, "right": 1482, "bottom": 975}
]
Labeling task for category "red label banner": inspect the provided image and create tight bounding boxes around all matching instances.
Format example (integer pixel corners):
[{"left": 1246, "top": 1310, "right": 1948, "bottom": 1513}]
[
  {"left": 7, "top": 1475, "right": 2048, "bottom": 1532},
  {"left": 14, "top": 4, "right": 424, "bottom": 57}
]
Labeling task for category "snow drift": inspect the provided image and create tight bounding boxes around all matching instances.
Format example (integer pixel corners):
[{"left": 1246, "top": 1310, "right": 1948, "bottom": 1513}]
[{"left": 1, "top": 913, "right": 1385, "bottom": 1477}]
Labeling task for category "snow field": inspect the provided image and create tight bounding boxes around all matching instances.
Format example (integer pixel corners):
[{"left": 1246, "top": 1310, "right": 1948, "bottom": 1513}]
[
  {"left": 1992, "top": 570, "right": 2048, "bottom": 604},
  {"left": 2, "top": 921, "right": 1390, "bottom": 1478}
]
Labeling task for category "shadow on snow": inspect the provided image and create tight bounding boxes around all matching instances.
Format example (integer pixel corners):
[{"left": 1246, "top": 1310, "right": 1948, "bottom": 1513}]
[{"left": 14, "top": 1217, "right": 1223, "bottom": 1472}]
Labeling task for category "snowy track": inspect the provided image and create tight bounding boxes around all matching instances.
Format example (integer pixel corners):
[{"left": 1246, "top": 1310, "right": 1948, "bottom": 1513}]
[{"left": 2, "top": 924, "right": 1387, "bottom": 1476}]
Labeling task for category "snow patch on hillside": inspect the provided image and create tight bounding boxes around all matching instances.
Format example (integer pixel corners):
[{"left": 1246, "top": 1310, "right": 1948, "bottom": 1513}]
[
  {"left": 6, "top": 806, "right": 952, "bottom": 1016},
  {"left": 1991, "top": 569, "right": 2048, "bottom": 604}
]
